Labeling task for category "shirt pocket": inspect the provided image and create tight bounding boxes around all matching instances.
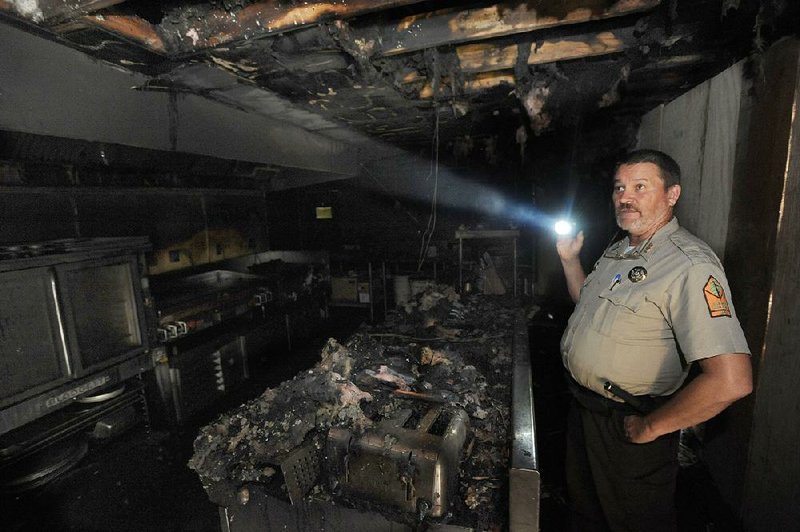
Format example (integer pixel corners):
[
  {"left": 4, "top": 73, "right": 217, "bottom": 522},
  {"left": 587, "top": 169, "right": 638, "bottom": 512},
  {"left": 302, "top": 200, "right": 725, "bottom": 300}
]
[{"left": 593, "top": 285, "right": 646, "bottom": 335}]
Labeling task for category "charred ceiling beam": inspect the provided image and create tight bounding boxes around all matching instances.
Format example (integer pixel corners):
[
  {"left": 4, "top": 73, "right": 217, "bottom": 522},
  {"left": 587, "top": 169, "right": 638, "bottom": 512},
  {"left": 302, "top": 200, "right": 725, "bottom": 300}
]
[
  {"left": 0, "top": 0, "right": 126, "bottom": 24},
  {"left": 419, "top": 72, "right": 516, "bottom": 99},
  {"left": 456, "top": 27, "right": 638, "bottom": 73},
  {"left": 157, "top": 0, "right": 430, "bottom": 55},
  {"left": 78, "top": 14, "right": 166, "bottom": 53},
  {"left": 44, "top": 1, "right": 431, "bottom": 55},
  {"left": 404, "top": 22, "right": 700, "bottom": 98},
  {"left": 632, "top": 52, "right": 717, "bottom": 71},
  {"left": 370, "top": 0, "right": 661, "bottom": 57}
]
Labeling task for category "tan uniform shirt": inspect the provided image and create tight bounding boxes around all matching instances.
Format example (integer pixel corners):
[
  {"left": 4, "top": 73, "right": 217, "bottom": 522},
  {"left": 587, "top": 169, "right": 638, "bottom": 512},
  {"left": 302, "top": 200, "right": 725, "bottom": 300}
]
[{"left": 561, "top": 218, "right": 750, "bottom": 398}]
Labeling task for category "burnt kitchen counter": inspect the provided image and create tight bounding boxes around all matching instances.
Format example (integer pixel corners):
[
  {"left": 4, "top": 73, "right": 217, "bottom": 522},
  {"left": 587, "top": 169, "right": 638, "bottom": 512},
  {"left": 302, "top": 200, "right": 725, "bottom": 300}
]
[{"left": 189, "top": 288, "right": 537, "bottom": 531}]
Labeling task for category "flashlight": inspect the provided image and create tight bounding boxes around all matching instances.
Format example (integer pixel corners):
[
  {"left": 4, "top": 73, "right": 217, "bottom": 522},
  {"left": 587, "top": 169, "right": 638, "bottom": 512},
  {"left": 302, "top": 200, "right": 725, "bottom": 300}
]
[{"left": 553, "top": 219, "right": 575, "bottom": 237}]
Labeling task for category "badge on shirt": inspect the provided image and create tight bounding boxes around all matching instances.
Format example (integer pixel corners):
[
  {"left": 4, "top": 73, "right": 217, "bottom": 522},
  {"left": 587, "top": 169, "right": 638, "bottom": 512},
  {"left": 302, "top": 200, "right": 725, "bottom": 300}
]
[
  {"left": 628, "top": 266, "right": 647, "bottom": 283},
  {"left": 704, "top": 276, "right": 732, "bottom": 318}
]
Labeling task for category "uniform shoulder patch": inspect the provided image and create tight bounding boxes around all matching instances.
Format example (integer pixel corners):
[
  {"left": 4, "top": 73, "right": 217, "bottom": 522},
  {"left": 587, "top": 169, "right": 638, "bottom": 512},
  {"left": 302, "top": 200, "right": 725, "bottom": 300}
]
[{"left": 703, "top": 276, "right": 731, "bottom": 318}]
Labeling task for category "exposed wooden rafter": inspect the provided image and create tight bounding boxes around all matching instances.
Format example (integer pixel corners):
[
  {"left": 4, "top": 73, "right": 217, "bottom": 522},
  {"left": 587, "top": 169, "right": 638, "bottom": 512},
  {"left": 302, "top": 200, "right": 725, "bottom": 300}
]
[
  {"left": 81, "top": 15, "right": 166, "bottom": 53},
  {"left": 371, "top": 0, "right": 660, "bottom": 57},
  {"left": 419, "top": 71, "right": 516, "bottom": 99},
  {"left": 66, "top": 0, "right": 430, "bottom": 55},
  {"left": 457, "top": 27, "right": 637, "bottom": 73},
  {"left": 37, "top": 0, "right": 660, "bottom": 59},
  {"left": 411, "top": 46, "right": 710, "bottom": 100},
  {"left": 0, "top": 0, "right": 771, "bottom": 153},
  {"left": 634, "top": 52, "right": 717, "bottom": 71},
  {"left": 169, "top": 0, "right": 434, "bottom": 53}
]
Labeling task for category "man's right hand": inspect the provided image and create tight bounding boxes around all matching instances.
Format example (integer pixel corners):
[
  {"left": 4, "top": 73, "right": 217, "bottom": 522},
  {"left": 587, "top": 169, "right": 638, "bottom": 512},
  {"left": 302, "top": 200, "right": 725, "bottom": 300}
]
[
  {"left": 556, "top": 230, "right": 585, "bottom": 262},
  {"left": 556, "top": 231, "right": 586, "bottom": 303}
]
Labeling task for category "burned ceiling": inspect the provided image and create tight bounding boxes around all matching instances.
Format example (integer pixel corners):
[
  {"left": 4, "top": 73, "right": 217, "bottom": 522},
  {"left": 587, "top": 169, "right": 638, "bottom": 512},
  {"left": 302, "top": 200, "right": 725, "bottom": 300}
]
[{"left": 1, "top": 0, "right": 797, "bottom": 169}]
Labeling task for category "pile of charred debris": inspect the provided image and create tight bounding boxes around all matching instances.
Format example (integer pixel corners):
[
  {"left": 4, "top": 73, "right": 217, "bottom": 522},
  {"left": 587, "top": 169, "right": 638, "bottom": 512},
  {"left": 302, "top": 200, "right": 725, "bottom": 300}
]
[{"left": 189, "top": 284, "right": 518, "bottom": 530}]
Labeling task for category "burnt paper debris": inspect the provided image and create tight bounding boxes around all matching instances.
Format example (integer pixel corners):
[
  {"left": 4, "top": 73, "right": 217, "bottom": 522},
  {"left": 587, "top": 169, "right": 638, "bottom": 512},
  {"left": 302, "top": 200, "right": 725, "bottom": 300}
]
[{"left": 189, "top": 285, "right": 515, "bottom": 529}]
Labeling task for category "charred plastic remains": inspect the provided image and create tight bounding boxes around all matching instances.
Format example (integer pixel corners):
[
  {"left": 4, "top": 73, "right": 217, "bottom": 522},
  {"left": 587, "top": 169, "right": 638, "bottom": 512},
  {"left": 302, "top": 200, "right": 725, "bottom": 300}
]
[{"left": 190, "top": 287, "right": 537, "bottom": 530}]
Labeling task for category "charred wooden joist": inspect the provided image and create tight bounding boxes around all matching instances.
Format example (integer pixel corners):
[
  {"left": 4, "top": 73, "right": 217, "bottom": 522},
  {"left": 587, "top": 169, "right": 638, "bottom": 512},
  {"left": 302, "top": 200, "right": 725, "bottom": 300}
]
[
  {"left": 1, "top": 0, "right": 787, "bottom": 159},
  {"left": 363, "top": 0, "right": 661, "bottom": 57}
]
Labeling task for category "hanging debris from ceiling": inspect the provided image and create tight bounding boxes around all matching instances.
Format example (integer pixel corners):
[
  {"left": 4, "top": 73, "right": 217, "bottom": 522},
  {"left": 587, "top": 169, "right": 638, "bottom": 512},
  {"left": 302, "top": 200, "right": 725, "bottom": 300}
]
[{"left": 520, "top": 84, "right": 552, "bottom": 134}]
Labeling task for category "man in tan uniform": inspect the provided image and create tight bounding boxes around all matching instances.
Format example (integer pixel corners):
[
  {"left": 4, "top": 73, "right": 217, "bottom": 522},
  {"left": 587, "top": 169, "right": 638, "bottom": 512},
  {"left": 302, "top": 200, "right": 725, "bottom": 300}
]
[{"left": 556, "top": 149, "right": 752, "bottom": 532}]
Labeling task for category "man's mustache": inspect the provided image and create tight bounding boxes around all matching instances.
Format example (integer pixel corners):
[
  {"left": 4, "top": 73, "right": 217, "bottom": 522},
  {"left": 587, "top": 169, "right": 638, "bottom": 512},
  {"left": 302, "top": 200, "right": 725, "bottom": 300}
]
[{"left": 616, "top": 205, "right": 639, "bottom": 214}]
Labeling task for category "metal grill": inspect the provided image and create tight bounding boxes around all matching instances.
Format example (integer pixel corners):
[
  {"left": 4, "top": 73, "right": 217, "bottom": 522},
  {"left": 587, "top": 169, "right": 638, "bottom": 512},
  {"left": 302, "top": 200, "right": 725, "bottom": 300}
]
[{"left": 279, "top": 443, "right": 320, "bottom": 505}]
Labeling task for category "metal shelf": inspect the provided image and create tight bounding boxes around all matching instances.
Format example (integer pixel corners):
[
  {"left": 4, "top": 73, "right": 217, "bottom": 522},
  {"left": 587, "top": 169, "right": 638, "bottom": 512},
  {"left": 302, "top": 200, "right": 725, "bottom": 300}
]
[{"left": 456, "top": 229, "right": 519, "bottom": 296}]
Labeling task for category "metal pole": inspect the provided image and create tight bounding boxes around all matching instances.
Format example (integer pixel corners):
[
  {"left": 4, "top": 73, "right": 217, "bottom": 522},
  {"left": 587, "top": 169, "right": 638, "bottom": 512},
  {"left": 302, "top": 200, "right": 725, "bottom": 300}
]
[
  {"left": 513, "top": 237, "right": 518, "bottom": 297},
  {"left": 458, "top": 237, "right": 463, "bottom": 292},
  {"left": 285, "top": 313, "right": 292, "bottom": 351},
  {"left": 382, "top": 262, "right": 387, "bottom": 316},
  {"left": 368, "top": 262, "right": 374, "bottom": 322}
]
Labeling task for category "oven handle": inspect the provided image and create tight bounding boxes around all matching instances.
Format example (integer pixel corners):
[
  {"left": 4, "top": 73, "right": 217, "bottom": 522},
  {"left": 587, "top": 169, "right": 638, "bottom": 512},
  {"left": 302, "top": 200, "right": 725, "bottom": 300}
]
[{"left": 50, "top": 272, "right": 73, "bottom": 376}]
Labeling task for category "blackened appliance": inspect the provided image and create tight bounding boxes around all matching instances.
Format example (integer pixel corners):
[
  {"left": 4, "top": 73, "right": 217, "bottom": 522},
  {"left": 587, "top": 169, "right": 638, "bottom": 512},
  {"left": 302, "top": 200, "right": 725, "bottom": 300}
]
[{"left": 0, "top": 237, "right": 155, "bottom": 436}]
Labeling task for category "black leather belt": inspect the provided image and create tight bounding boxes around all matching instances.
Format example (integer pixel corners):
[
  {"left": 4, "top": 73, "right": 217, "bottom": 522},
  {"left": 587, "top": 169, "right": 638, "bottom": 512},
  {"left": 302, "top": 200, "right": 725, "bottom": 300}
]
[{"left": 566, "top": 375, "right": 668, "bottom": 416}]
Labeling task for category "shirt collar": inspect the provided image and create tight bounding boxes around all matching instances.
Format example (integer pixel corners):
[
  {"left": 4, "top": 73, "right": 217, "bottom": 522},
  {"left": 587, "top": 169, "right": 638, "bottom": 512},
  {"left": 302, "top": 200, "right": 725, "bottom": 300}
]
[{"left": 605, "top": 217, "right": 680, "bottom": 260}]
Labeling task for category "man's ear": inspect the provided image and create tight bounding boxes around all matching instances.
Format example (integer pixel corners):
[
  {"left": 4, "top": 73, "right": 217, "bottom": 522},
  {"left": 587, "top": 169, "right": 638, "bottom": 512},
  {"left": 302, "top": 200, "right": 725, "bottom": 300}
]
[{"left": 667, "top": 184, "right": 681, "bottom": 206}]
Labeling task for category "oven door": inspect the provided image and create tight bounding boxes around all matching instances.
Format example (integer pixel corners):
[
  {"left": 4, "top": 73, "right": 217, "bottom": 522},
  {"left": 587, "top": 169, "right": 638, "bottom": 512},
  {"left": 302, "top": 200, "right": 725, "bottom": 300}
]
[
  {"left": 56, "top": 256, "right": 149, "bottom": 376},
  {"left": 0, "top": 267, "right": 71, "bottom": 408}
]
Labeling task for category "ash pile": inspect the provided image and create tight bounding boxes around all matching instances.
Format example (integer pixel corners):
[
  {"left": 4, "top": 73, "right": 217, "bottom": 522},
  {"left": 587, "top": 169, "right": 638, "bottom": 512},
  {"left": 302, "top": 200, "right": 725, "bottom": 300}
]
[{"left": 189, "top": 284, "right": 516, "bottom": 530}]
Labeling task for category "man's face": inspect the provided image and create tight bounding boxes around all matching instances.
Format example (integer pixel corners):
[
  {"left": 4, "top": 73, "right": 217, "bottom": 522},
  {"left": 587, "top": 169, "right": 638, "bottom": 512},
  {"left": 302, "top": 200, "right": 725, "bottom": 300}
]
[{"left": 613, "top": 162, "right": 681, "bottom": 240}]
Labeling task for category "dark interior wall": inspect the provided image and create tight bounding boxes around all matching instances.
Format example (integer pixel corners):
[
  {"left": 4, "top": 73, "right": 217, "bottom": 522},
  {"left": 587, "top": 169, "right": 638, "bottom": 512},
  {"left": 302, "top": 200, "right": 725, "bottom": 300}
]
[
  {"left": 525, "top": 124, "right": 634, "bottom": 301},
  {"left": 267, "top": 177, "right": 476, "bottom": 274},
  {"left": 0, "top": 190, "right": 76, "bottom": 242},
  {"left": 720, "top": 38, "right": 800, "bottom": 530},
  {"left": 265, "top": 132, "right": 628, "bottom": 301},
  {"left": 0, "top": 185, "right": 269, "bottom": 276},
  {"left": 531, "top": 163, "right": 618, "bottom": 300},
  {"left": 265, "top": 159, "right": 552, "bottom": 292}
]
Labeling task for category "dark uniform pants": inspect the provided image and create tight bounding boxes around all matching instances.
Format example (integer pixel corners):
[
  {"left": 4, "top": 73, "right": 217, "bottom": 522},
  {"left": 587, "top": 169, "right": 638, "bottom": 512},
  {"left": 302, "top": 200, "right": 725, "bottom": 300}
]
[{"left": 566, "top": 387, "right": 680, "bottom": 532}]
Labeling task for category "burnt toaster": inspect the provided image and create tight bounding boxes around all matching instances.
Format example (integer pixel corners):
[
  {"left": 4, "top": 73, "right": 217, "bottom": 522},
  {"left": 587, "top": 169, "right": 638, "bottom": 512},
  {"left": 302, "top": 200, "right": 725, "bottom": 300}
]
[{"left": 326, "top": 406, "right": 469, "bottom": 518}]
